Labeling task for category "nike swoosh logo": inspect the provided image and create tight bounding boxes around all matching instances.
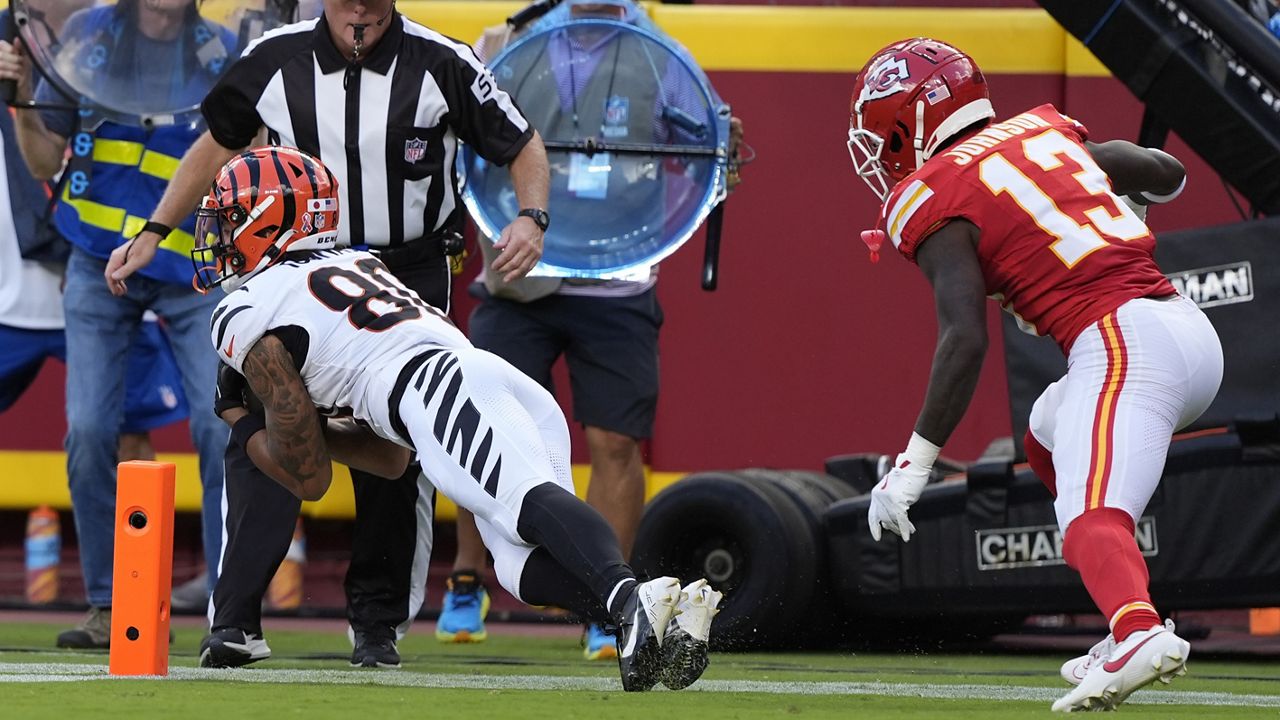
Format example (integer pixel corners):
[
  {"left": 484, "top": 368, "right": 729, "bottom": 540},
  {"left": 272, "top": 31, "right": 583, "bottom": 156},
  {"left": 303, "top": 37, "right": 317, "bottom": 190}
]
[
  {"left": 223, "top": 336, "right": 235, "bottom": 358},
  {"left": 1103, "top": 632, "right": 1162, "bottom": 672}
]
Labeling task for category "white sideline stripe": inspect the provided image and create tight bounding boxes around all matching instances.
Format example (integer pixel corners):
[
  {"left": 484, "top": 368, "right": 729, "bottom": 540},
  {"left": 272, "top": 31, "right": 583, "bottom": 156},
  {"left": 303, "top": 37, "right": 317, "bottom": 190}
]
[{"left": 0, "top": 663, "right": 1278, "bottom": 707}]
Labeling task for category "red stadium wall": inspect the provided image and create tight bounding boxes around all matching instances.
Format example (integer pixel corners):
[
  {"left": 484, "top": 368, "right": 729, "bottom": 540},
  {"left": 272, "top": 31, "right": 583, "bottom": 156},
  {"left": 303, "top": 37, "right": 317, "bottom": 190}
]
[{"left": 0, "top": 6, "right": 1250, "bottom": 498}]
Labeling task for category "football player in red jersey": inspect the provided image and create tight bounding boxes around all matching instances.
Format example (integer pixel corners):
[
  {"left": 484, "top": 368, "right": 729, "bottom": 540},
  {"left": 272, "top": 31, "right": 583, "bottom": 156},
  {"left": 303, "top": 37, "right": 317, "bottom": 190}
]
[{"left": 847, "top": 38, "right": 1223, "bottom": 712}]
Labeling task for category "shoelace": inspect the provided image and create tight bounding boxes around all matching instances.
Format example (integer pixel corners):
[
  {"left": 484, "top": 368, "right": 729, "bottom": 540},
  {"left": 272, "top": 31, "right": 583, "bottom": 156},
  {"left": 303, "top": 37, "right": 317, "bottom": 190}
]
[
  {"left": 448, "top": 590, "right": 481, "bottom": 609},
  {"left": 1088, "top": 635, "right": 1115, "bottom": 661}
]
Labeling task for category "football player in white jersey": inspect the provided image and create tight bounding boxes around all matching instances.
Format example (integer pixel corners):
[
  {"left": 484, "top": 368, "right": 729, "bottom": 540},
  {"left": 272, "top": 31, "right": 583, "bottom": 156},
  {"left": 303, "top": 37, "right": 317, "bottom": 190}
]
[{"left": 195, "top": 146, "right": 722, "bottom": 691}]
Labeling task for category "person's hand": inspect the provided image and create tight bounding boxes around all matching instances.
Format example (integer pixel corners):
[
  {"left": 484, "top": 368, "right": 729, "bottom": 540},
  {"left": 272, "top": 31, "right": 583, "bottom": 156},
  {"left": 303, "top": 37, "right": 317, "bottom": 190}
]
[
  {"left": 0, "top": 38, "right": 34, "bottom": 103},
  {"left": 214, "top": 363, "right": 248, "bottom": 426},
  {"left": 491, "top": 215, "right": 544, "bottom": 282},
  {"left": 105, "top": 231, "right": 163, "bottom": 296},
  {"left": 867, "top": 453, "right": 932, "bottom": 542}
]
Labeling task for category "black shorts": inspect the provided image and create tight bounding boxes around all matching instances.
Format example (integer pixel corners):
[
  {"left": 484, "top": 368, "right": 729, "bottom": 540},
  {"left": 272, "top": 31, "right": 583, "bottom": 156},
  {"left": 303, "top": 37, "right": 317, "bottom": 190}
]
[{"left": 468, "top": 286, "right": 663, "bottom": 439}]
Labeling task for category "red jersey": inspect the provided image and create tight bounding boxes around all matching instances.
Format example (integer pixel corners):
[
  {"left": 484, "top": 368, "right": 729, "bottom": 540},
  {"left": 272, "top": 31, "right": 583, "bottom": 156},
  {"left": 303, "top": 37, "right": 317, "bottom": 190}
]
[{"left": 880, "top": 104, "right": 1175, "bottom": 351}]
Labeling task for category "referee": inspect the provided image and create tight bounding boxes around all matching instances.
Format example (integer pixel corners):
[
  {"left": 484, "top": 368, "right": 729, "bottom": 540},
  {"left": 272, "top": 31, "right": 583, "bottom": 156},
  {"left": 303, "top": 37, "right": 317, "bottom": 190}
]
[{"left": 105, "top": 0, "right": 550, "bottom": 668}]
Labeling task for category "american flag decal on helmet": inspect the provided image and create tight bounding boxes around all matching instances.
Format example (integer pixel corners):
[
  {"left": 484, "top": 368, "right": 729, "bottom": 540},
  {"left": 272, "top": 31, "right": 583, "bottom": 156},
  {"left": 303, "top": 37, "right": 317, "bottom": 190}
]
[
  {"left": 405, "top": 137, "right": 427, "bottom": 163},
  {"left": 925, "top": 85, "right": 951, "bottom": 105}
]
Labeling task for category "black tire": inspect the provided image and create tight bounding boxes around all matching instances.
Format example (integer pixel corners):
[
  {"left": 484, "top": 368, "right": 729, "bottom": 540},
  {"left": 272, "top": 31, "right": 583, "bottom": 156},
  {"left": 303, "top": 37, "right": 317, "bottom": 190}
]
[
  {"left": 632, "top": 471, "right": 818, "bottom": 650},
  {"left": 777, "top": 470, "right": 861, "bottom": 504},
  {"left": 740, "top": 469, "right": 859, "bottom": 516},
  {"left": 736, "top": 469, "right": 860, "bottom": 648}
]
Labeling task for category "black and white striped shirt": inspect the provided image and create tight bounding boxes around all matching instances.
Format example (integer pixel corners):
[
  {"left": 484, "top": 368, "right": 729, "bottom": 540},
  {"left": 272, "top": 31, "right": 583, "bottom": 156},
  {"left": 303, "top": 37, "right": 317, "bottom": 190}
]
[{"left": 201, "top": 13, "right": 531, "bottom": 248}]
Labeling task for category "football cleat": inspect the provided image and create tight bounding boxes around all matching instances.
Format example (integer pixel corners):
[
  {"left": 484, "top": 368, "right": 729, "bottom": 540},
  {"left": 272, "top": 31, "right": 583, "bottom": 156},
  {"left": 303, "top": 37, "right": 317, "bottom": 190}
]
[
  {"left": 615, "top": 576, "right": 683, "bottom": 692},
  {"left": 660, "top": 578, "right": 723, "bottom": 690},
  {"left": 435, "top": 571, "right": 490, "bottom": 644},
  {"left": 584, "top": 623, "right": 618, "bottom": 661},
  {"left": 200, "top": 627, "right": 271, "bottom": 668},
  {"left": 1051, "top": 620, "right": 1189, "bottom": 712}
]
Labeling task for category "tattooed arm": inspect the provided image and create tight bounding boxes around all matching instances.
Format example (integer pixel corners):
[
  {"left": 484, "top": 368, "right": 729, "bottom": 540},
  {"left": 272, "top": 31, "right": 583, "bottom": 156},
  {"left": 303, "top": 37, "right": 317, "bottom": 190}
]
[
  {"left": 239, "top": 335, "right": 333, "bottom": 501},
  {"left": 232, "top": 337, "right": 412, "bottom": 496}
]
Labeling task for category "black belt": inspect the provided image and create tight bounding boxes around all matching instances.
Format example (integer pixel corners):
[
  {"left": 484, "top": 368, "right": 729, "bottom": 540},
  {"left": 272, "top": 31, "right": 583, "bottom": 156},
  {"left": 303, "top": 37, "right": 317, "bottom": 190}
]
[{"left": 372, "top": 231, "right": 464, "bottom": 269}]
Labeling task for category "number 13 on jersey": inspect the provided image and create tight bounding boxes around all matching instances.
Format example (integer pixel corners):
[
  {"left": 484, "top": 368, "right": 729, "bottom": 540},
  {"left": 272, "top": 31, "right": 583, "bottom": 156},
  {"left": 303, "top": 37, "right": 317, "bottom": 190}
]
[{"left": 979, "top": 129, "right": 1148, "bottom": 268}]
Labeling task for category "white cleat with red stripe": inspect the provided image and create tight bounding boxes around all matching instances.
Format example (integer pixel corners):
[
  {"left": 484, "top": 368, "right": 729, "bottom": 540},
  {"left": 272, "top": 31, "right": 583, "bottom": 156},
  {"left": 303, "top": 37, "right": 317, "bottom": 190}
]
[{"left": 1051, "top": 620, "right": 1189, "bottom": 712}]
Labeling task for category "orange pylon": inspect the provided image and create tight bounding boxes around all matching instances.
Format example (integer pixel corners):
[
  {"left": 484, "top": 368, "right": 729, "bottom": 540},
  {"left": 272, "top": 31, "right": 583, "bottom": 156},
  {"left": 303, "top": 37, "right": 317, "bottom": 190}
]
[{"left": 108, "top": 461, "right": 175, "bottom": 676}]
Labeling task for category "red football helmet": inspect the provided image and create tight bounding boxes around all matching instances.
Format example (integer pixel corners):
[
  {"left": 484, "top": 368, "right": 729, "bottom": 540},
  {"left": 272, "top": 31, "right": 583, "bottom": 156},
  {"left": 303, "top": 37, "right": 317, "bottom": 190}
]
[
  {"left": 192, "top": 146, "right": 340, "bottom": 293},
  {"left": 848, "top": 38, "right": 994, "bottom": 201}
]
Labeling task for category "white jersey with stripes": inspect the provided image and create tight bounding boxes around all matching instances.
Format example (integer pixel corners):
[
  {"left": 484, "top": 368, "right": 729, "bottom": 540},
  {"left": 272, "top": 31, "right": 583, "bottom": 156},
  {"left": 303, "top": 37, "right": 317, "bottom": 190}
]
[{"left": 210, "top": 248, "right": 468, "bottom": 428}]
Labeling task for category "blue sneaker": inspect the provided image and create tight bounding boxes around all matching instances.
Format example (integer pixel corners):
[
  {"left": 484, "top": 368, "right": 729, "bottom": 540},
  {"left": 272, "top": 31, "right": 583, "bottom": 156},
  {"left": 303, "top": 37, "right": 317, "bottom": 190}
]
[
  {"left": 436, "top": 571, "right": 490, "bottom": 643},
  {"left": 583, "top": 622, "right": 618, "bottom": 661}
]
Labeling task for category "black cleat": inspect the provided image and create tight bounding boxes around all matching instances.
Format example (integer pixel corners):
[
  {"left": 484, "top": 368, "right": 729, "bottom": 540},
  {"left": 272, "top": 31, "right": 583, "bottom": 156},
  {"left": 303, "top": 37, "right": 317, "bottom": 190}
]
[
  {"left": 351, "top": 633, "right": 401, "bottom": 669},
  {"left": 200, "top": 627, "right": 271, "bottom": 668},
  {"left": 615, "top": 577, "right": 682, "bottom": 692}
]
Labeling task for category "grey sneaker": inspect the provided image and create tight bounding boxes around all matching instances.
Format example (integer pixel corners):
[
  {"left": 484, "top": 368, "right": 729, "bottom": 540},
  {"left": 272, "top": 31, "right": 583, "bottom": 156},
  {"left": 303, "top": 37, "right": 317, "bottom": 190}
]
[
  {"left": 171, "top": 571, "right": 210, "bottom": 613},
  {"left": 56, "top": 607, "right": 111, "bottom": 649}
]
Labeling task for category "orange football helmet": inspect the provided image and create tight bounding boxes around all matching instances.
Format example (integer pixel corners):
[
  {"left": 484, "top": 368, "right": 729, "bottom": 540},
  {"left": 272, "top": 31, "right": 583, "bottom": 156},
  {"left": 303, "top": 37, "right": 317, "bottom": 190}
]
[
  {"left": 848, "top": 38, "right": 994, "bottom": 201},
  {"left": 192, "top": 146, "right": 340, "bottom": 293}
]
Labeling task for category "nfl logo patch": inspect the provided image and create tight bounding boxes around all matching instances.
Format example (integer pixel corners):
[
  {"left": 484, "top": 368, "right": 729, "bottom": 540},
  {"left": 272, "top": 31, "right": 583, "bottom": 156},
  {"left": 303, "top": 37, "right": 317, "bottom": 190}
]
[
  {"left": 405, "top": 137, "right": 427, "bottom": 163},
  {"left": 603, "top": 95, "right": 630, "bottom": 138},
  {"left": 925, "top": 85, "right": 951, "bottom": 105}
]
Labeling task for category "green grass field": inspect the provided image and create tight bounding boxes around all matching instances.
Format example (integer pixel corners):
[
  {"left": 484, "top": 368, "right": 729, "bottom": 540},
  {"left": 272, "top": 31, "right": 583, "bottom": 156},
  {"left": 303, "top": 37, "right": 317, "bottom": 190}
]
[{"left": 3, "top": 622, "right": 1279, "bottom": 718}]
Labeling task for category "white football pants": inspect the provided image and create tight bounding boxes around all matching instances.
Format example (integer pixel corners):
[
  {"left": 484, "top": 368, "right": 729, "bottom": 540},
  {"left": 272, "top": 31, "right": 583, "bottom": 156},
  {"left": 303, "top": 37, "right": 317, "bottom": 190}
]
[
  {"left": 385, "top": 347, "right": 576, "bottom": 603},
  {"left": 1028, "top": 296, "right": 1223, "bottom": 533}
]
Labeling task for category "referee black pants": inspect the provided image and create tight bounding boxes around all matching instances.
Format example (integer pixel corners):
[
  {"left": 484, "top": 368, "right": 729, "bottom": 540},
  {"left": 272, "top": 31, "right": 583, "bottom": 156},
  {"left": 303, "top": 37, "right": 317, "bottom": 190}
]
[{"left": 210, "top": 243, "right": 451, "bottom": 641}]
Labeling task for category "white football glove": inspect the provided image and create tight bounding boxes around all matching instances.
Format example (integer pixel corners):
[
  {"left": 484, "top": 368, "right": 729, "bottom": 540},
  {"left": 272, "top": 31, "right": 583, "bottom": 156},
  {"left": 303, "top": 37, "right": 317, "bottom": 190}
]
[{"left": 867, "top": 453, "right": 932, "bottom": 542}]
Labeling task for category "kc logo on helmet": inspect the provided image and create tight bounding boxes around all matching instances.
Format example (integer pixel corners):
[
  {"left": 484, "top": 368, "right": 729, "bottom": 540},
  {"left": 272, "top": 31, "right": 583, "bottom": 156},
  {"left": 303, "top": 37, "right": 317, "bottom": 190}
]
[{"left": 860, "top": 56, "right": 911, "bottom": 104}]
